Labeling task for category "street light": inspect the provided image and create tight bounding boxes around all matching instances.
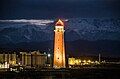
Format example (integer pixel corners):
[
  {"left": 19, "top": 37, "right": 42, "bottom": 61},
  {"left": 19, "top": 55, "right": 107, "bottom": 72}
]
[
  {"left": 47, "top": 54, "right": 51, "bottom": 67},
  {"left": 48, "top": 54, "right": 51, "bottom": 57}
]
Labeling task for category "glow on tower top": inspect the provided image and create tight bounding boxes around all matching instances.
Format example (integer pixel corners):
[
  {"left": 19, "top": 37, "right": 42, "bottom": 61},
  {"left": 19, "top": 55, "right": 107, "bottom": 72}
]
[{"left": 55, "top": 19, "right": 64, "bottom": 26}]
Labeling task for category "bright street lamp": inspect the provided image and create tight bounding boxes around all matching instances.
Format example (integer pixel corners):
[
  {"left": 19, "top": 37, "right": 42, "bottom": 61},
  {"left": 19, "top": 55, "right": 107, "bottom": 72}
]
[{"left": 48, "top": 54, "right": 51, "bottom": 57}]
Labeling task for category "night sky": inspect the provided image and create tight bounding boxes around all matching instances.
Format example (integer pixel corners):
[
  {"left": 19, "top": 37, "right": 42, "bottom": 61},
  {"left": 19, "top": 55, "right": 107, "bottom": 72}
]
[
  {"left": 0, "top": 0, "right": 120, "bottom": 19},
  {"left": 0, "top": 0, "right": 120, "bottom": 56}
]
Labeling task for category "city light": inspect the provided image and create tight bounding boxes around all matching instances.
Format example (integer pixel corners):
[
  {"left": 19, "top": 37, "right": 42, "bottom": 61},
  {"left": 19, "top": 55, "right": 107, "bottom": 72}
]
[
  {"left": 48, "top": 54, "right": 51, "bottom": 57},
  {"left": 68, "top": 57, "right": 102, "bottom": 67},
  {"left": 0, "top": 62, "right": 9, "bottom": 69},
  {"left": 87, "top": 60, "right": 91, "bottom": 63}
]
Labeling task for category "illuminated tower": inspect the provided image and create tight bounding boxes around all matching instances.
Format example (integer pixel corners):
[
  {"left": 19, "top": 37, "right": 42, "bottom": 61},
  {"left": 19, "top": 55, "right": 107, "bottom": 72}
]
[{"left": 53, "top": 19, "right": 66, "bottom": 68}]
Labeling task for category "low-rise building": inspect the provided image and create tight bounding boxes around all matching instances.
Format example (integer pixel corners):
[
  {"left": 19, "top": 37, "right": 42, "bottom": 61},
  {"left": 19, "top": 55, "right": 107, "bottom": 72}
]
[
  {"left": 20, "top": 51, "right": 47, "bottom": 67},
  {"left": 0, "top": 53, "right": 17, "bottom": 65}
]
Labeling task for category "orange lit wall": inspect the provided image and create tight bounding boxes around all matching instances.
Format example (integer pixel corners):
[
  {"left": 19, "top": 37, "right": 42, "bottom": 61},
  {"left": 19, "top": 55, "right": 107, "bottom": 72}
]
[{"left": 53, "top": 20, "right": 66, "bottom": 68}]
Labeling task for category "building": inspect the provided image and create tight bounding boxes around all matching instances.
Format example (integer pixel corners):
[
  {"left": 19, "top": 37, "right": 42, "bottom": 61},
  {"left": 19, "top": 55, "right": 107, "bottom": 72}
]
[
  {"left": 0, "top": 54, "right": 4, "bottom": 63},
  {"left": 31, "top": 51, "right": 47, "bottom": 67},
  {"left": 0, "top": 53, "right": 17, "bottom": 65},
  {"left": 20, "top": 52, "right": 27, "bottom": 66},
  {"left": 53, "top": 19, "right": 66, "bottom": 68},
  {"left": 9, "top": 53, "right": 17, "bottom": 65},
  {"left": 68, "top": 58, "right": 82, "bottom": 66},
  {"left": 20, "top": 51, "right": 47, "bottom": 67},
  {"left": 68, "top": 57, "right": 75, "bottom": 65},
  {"left": 68, "top": 57, "right": 101, "bottom": 68}
]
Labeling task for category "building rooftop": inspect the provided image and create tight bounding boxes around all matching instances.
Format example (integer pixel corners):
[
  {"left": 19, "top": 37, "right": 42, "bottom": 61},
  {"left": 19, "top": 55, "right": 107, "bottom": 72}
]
[{"left": 55, "top": 19, "right": 64, "bottom": 26}]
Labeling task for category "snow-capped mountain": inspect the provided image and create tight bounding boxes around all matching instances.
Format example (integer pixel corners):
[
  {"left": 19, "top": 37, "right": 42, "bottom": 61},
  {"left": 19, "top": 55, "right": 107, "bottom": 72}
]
[
  {"left": 65, "top": 18, "right": 120, "bottom": 41},
  {"left": 0, "top": 20, "right": 54, "bottom": 44},
  {"left": 0, "top": 18, "right": 120, "bottom": 44}
]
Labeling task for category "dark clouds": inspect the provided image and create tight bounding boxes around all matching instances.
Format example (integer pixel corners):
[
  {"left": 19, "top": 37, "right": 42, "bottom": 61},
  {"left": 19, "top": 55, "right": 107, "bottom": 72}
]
[{"left": 0, "top": 0, "right": 120, "bottom": 19}]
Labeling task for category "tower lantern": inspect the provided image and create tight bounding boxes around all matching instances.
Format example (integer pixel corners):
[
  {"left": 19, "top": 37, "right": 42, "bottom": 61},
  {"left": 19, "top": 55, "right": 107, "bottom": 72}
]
[
  {"left": 53, "top": 19, "right": 66, "bottom": 68},
  {"left": 55, "top": 19, "right": 64, "bottom": 26}
]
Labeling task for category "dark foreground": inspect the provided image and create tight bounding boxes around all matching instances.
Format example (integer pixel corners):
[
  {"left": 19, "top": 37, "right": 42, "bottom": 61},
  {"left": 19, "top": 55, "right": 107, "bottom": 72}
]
[{"left": 0, "top": 67, "right": 120, "bottom": 79}]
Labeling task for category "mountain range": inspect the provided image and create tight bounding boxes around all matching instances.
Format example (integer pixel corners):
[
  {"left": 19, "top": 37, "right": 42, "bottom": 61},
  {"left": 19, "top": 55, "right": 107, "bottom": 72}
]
[{"left": 0, "top": 18, "right": 120, "bottom": 56}]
